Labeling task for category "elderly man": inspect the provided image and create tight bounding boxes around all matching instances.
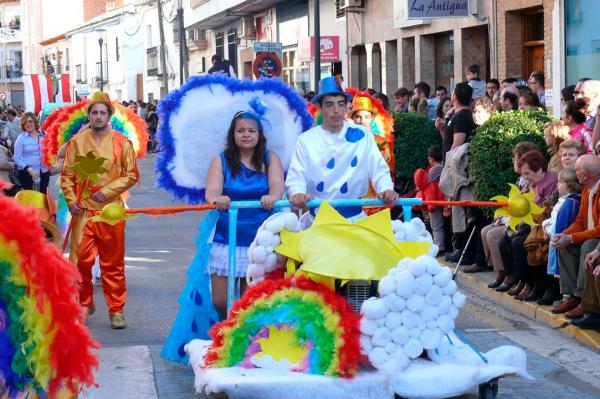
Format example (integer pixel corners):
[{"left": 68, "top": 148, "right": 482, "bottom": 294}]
[
  {"left": 575, "top": 79, "right": 600, "bottom": 132},
  {"left": 551, "top": 155, "right": 600, "bottom": 319}
]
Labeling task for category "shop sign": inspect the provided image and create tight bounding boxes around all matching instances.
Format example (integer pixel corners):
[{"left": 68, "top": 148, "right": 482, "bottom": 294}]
[
  {"left": 407, "top": 0, "right": 469, "bottom": 19},
  {"left": 254, "top": 42, "right": 282, "bottom": 61},
  {"left": 298, "top": 36, "right": 340, "bottom": 62}
]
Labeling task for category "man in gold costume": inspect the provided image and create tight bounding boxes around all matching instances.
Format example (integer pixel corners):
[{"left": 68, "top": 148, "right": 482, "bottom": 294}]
[{"left": 61, "top": 91, "right": 139, "bottom": 329}]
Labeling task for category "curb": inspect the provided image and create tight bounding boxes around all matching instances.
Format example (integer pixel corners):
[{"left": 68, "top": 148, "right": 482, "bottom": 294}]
[{"left": 449, "top": 265, "right": 600, "bottom": 351}]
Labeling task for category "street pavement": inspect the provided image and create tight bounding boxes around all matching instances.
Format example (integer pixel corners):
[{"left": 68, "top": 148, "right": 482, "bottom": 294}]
[{"left": 81, "top": 155, "right": 600, "bottom": 398}]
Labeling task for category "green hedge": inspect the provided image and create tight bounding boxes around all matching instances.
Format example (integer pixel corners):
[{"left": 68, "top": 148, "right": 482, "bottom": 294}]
[
  {"left": 393, "top": 112, "right": 442, "bottom": 180},
  {"left": 469, "top": 109, "right": 554, "bottom": 210}
]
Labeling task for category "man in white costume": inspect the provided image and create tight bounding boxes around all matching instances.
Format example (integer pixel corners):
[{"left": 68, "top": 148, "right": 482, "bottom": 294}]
[{"left": 286, "top": 76, "right": 398, "bottom": 220}]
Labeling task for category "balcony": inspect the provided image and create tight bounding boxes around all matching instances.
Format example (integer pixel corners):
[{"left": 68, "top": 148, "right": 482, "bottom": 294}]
[
  {"left": 146, "top": 46, "right": 163, "bottom": 77},
  {"left": 0, "top": 27, "right": 21, "bottom": 43},
  {"left": 187, "top": 39, "right": 208, "bottom": 51}
]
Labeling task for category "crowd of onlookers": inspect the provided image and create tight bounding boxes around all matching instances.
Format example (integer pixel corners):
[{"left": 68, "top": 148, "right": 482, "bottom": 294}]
[
  {"left": 0, "top": 99, "right": 161, "bottom": 197},
  {"left": 387, "top": 66, "right": 600, "bottom": 333}
]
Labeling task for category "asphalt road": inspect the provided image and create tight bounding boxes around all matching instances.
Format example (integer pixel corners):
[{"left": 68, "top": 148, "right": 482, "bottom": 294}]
[{"left": 82, "top": 155, "right": 600, "bottom": 399}]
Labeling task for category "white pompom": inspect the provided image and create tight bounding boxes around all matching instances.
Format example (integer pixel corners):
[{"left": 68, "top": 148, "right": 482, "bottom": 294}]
[
  {"left": 265, "top": 217, "right": 285, "bottom": 233},
  {"left": 420, "top": 328, "right": 442, "bottom": 350},
  {"left": 442, "top": 279, "right": 458, "bottom": 296},
  {"left": 408, "top": 259, "right": 427, "bottom": 277},
  {"left": 403, "top": 338, "right": 424, "bottom": 358},
  {"left": 406, "top": 295, "right": 426, "bottom": 313},
  {"left": 394, "top": 231, "right": 406, "bottom": 242},
  {"left": 360, "top": 334, "right": 373, "bottom": 354},
  {"left": 395, "top": 270, "right": 416, "bottom": 298},
  {"left": 384, "top": 342, "right": 396, "bottom": 354},
  {"left": 361, "top": 297, "right": 389, "bottom": 320},
  {"left": 437, "top": 315, "right": 455, "bottom": 333},
  {"left": 437, "top": 295, "right": 453, "bottom": 315},
  {"left": 360, "top": 317, "right": 378, "bottom": 336},
  {"left": 433, "top": 267, "right": 452, "bottom": 286},
  {"left": 283, "top": 212, "right": 298, "bottom": 230},
  {"left": 263, "top": 253, "right": 278, "bottom": 272},
  {"left": 376, "top": 317, "right": 386, "bottom": 326},
  {"left": 411, "top": 217, "right": 427, "bottom": 235},
  {"left": 381, "top": 359, "right": 399, "bottom": 374},
  {"left": 409, "top": 327, "right": 421, "bottom": 338},
  {"left": 246, "top": 263, "right": 264, "bottom": 279},
  {"left": 448, "top": 305, "right": 459, "bottom": 319},
  {"left": 417, "top": 317, "right": 426, "bottom": 330},
  {"left": 452, "top": 291, "right": 466, "bottom": 308},
  {"left": 372, "top": 327, "right": 392, "bottom": 347},
  {"left": 396, "top": 258, "right": 412, "bottom": 272},
  {"left": 425, "top": 285, "right": 443, "bottom": 306},
  {"left": 400, "top": 310, "right": 418, "bottom": 330},
  {"left": 378, "top": 275, "right": 396, "bottom": 296},
  {"left": 421, "top": 306, "right": 439, "bottom": 322},
  {"left": 427, "top": 244, "right": 440, "bottom": 257},
  {"left": 390, "top": 350, "right": 409, "bottom": 370},
  {"left": 368, "top": 347, "right": 389, "bottom": 368},
  {"left": 403, "top": 222, "right": 419, "bottom": 242},
  {"left": 414, "top": 273, "right": 433, "bottom": 295},
  {"left": 391, "top": 326, "right": 410, "bottom": 345},
  {"left": 271, "top": 234, "right": 281, "bottom": 247},
  {"left": 426, "top": 320, "right": 438, "bottom": 330},
  {"left": 256, "top": 230, "right": 274, "bottom": 247},
  {"left": 384, "top": 294, "right": 405, "bottom": 312},
  {"left": 266, "top": 246, "right": 274, "bottom": 254},
  {"left": 384, "top": 312, "right": 403, "bottom": 330},
  {"left": 391, "top": 219, "right": 403, "bottom": 232},
  {"left": 418, "top": 235, "right": 433, "bottom": 244},
  {"left": 424, "top": 257, "right": 442, "bottom": 275},
  {"left": 252, "top": 246, "right": 267, "bottom": 263}
]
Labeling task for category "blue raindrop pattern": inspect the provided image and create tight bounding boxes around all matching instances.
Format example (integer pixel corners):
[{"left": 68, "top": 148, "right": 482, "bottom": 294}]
[
  {"left": 345, "top": 127, "right": 365, "bottom": 143},
  {"left": 351, "top": 156, "right": 358, "bottom": 167}
]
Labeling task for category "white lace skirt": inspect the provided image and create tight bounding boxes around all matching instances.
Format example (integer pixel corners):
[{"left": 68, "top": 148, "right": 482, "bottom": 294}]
[{"left": 207, "top": 242, "right": 249, "bottom": 278}]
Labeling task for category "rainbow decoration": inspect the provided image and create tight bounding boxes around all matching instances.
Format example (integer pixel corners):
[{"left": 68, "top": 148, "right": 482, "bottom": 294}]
[
  {"left": 0, "top": 182, "right": 99, "bottom": 398},
  {"left": 41, "top": 100, "right": 149, "bottom": 166},
  {"left": 204, "top": 276, "right": 361, "bottom": 378}
]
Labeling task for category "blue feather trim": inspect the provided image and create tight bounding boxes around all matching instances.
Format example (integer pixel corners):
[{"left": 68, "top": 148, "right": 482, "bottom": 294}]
[{"left": 156, "top": 75, "right": 313, "bottom": 204}]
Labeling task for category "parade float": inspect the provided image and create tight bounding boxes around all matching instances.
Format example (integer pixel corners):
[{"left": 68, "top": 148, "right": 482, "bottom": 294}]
[
  {"left": 0, "top": 182, "right": 98, "bottom": 399},
  {"left": 87, "top": 75, "right": 535, "bottom": 398}
]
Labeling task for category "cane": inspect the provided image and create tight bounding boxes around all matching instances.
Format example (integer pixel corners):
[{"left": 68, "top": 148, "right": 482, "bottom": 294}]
[{"left": 453, "top": 225, "right": 476, "bottom": 278}]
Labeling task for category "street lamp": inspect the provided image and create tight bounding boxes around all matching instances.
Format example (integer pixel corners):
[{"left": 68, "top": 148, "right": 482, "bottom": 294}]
[
  {"left": 96, "top": 28, "right": 106, "bottom": 91},
  {"left": 6, "top": 58, "right": 13, "bottom": 106}
]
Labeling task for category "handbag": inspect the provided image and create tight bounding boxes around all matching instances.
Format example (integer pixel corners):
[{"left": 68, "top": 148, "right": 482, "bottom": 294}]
[{"left": 523, "top": 208, "right": 551, "bottom": 266}]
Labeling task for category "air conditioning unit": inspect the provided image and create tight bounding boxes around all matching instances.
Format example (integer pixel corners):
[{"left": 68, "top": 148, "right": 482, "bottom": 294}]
[
  {"left": 340, "top": 0, "right": 365, "bottom": 10},
  {"left": 239, "top": 16, "right": 256, "bottom": 40}
]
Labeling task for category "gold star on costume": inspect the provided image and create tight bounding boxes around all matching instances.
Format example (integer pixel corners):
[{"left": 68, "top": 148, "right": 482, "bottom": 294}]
[
  {"left": 276, "top": 202, "right": 431, "bottom": 288},
  {"left": 491, "top": 183, "right": 543, "bottom": 231},
  {"left": 71, "top": 150, "right": 108, "bottom": 185},
  {"left": 90, "top": 203, "right": 136, "bottom": 225}
]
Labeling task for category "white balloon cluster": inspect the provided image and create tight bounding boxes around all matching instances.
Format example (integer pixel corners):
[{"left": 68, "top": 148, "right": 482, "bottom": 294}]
[
  {"left": 360, "top": 255, "right": 466, "bottom": 374},
  {"left": 246, "top": 213, "right": 302, "bottom": 286}
]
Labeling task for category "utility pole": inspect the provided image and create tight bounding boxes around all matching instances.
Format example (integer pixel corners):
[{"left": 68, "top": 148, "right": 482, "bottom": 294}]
[
  {"left": 313, "top": 0, "right": 320, "bottom": 90},
  {"left": 157, "top": 0, "right": 169, "bottom": 95}
]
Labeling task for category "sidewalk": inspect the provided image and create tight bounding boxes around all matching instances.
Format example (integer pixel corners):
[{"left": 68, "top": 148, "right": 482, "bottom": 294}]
[{"left": 452, "top": 265, "right": 600, "bottom": 351}]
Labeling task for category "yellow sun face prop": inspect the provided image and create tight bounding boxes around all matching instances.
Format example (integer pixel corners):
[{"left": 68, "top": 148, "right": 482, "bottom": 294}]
[
  {"left": 90, "top": 203, "right": 137, "bottom": 225},
  {"left": 251, "top": 326, "right": 309, "bottom": 370},
  {"left": 275, "top": 202, "right": 431, "bottom": 287},
  {"left": 491, "top": 183, "right": 543, "bottom": 231}
]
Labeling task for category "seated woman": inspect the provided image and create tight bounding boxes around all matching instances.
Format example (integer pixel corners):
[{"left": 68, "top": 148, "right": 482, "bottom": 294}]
[
  {"left": 485, "top": 141, "right": 537, "bottom": 289},
  {"left": 498, "top": 150, "right": 558, "bottom": 300},
  {"left": 544, "top": 121, "right": 570, "bottom": 173},
  {"left": 161, "top": 111, "right": 284, "bottom": 363}
]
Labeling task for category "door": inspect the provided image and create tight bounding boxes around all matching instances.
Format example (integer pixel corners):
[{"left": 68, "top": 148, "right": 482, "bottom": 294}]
[{"left": 522, "top": 10, "right": 544, "bottom": 78}]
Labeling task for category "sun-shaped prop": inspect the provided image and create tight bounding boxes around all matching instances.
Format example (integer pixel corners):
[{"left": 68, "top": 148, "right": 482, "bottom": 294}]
[
  {"left": 90, "top": 203, "right": 137, "bottom": 225},
  {"left": 276, "top": 202, "right": 431, "bottom": 287},
  {"left": 491, "top": 183, "right": 543, "bottom": 231},
  {"left": 71, "top": 150, "right": 108, "bottom": 185}
]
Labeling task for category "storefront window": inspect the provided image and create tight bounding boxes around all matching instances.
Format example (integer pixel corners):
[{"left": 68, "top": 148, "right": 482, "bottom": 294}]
[
  {"left": 565, "top": 0, "right": 600, "bottom": 84},
  {"left": 282, "top": 48, "right": 310, "bottom": 92}
]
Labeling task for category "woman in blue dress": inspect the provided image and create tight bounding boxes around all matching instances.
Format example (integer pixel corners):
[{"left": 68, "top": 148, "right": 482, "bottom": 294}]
[{"left": 162, "top": 110, "right": 284, "bottom": 363}]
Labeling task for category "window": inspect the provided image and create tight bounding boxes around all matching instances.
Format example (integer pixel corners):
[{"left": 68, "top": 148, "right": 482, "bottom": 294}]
[
  {"left": 76, "top": 64, "right": 82, "bottom": 82},
  {"left": 565, "top": 0, "right": 600, "bottom": 84},
  {"left": 227, "top": 29, "right": 237, "bottom": 71},
  {"left": 282, "top": 48, "right": 310, "bottom": 91},
  {"left": 65, "top": 48, "right": 70, "bottom": 71},
  {"left": 95, "top": 61, "right": 107, "bottom": 82},
  {"left": 215, "top": 32, "right": 224, "bottom": 58},
  {"left": 147, "top": 25, "right": 153, "bottom": 48},
  {"left": 115, "top": 37, "right": 120, "bottom": 61},
  {"left": 146, "top": 46, "right": 161, "bottom": 76}
]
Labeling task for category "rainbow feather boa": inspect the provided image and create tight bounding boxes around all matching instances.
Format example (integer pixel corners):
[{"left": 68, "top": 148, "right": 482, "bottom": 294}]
[
  {"left": 0, "top": 182, "right": 99, "bottom": 398},
  {"left": 204, "top": 276, "right": 361, "bottom": 377},
  {"left": 41, "top": 100, "right": 149, "bottom": 166}
]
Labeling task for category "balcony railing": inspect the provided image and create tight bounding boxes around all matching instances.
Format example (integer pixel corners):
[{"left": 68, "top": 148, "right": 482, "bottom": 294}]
[{"left": 0, "top": 28, "right": 21, "bottom": 43}]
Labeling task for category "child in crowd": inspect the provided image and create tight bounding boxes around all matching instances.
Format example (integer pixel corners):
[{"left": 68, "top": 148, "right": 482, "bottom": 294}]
[
  {"left": 414, "top": 146, "right": 445, "bottom": 255},
  {"left": 540, "top": 167, "right": 582, "bottom": 305}
]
